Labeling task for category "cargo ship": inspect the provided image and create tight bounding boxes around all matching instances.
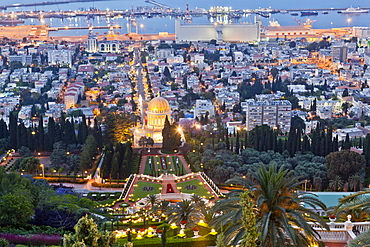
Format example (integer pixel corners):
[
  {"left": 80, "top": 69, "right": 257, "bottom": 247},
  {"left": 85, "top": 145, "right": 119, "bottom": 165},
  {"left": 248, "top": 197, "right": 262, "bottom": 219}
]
[
  {"left": 0, "top": 18, "right": 25, "bottom": 26},
  {"left": 301, "top": 11, "right": 318, "bottom": 16}
]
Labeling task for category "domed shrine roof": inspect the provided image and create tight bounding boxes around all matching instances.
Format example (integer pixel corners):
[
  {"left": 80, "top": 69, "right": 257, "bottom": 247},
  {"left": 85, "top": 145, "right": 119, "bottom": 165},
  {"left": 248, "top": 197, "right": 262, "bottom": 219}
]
[{"left": 147, "top": 97, "right": 171, "bottom": 113}]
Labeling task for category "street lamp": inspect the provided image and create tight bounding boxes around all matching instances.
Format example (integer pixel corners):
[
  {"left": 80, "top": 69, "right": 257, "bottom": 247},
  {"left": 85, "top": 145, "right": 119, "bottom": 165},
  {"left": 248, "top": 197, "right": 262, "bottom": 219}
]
[
  {"left": 347, "top": 18, "right": 352, "bottom": 28},
  {"left": 40, "top": 164, "right": 45, "bottom": 177}
]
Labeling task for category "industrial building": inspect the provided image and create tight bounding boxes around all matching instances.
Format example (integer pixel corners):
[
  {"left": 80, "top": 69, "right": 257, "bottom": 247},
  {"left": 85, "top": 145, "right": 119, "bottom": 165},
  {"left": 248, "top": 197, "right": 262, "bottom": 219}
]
[{"left": 175, "top": 19, "right": 260, "bottom": 43}]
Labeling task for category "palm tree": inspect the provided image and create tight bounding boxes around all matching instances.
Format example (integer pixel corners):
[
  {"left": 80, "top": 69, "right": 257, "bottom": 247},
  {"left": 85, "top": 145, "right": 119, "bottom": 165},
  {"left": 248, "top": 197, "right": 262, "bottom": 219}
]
[
  {"left": 145, "top": 194, "right": 159, "bottom": 209},
  {"left": 348, "top": 174, "right": 363, "bottom": 192},
  {"left": 191, "top": 194, "right": 203, "bottom": 208},
  {"left": 211, "top": 164, "right": 328, "bottom": 246},
  {"left": 144, "top": 194, "right": 160, "bottom": 215},
  {"left": 348, "top": 230, "right": 370, "bottom": 247},
  {"left": 154, "top": 200, "right": 171, "bottom": 216},
  {"left": 167, "top": 199, "right": 201, "bottom": 227},
  {"left": 334, "top": 191, "right": 370, "bottom": 222},
  {"left": 329, "top": 175, "right": 344, "bottom": 191}
]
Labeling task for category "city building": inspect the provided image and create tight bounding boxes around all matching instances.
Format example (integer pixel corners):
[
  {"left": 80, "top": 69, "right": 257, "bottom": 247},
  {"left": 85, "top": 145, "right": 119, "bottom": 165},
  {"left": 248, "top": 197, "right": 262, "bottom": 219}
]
[
  {"left": 98, "top": 41, "right": 120, "bottom": 53},
  {"left": 317, "top": 106, "right": 332, "bottom": 119},
  {"left": 332, "top": 45, "right": 348, "bottom": 62},
  {"left": 194, "top": 99, "right": 215, "bottom": 119},
  {"left": 8, "top": 54, "right": 32, "bottom": 65},
  {"left": 263, "top": 25, "right": 315, "bottom": 37},
  {"left": 86, "top": 35, "right": 98, "bottom": 53},
  {"left": 245, "top": 99, "right": 292, "bottom": 133},
  {"left": 47, "top": 50, "right": 72, "bottom": 67}
]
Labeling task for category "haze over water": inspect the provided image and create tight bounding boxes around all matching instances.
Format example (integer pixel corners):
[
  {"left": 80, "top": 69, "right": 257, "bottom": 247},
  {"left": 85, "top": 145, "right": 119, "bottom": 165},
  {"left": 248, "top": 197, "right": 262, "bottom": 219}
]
[{"left": 3, "top": 0, "right": 370, "bottom": 36}]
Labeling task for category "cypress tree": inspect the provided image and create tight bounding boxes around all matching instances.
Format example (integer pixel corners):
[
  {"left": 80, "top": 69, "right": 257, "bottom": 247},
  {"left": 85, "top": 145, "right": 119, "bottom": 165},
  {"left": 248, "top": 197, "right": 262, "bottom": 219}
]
[
  {"left": 102, "top": 150, "right": 113, "bottom": 179},
  {"left": 277, "top": 139, "right": 283, "bottom": 153},
  {"left": 20, "top": 123, "right": 28, "bottom": 148},
  {"left": 78, "top": 123, "right": 83, "bottom": 144},
  {"left": 93, "top": 118, "right": 103, "bottom": 150},
  {"left": 244, "top": 131, "right": 249, "bottom": 148},
  {"left": 235, "top": 131, "right": 240, "bottom": 154},
  {"left": 47, "top": 117, "right": 56, "bottom": 151},
  {"left": 272, "top": 131, "right": 277, "bottom": 152},
  {"left": 365, "top": 134, "right": 370, "bottom": 166},
  {"left": 27, "top": 128, "right": 35, "bottom": 152},
  {"left": 81, "top": 115, "right": 88, "bottom": 143},
  {"left": 70, "top": 119, "right": 77, "bottom": 144},
  {"left": 60, "top": 115, "right": 68, "bottom": 144},
  {"left": 9, "top": 113, "right": 17, "bottom": 149},
  {"left": 111, "top": 152, "right": 120, "bottom": 180},
  {"left": 325, "top": 128, "right": 333, "bottom": 155},
  {"left": 37, "top": 116, "right": 45, "bottom": 151},
  {"left": 343, "top": 133, "right": 351, "bottom": 150},
  {"left": 0, "top": 119, "right": 7, "bottom": 139},
  {"left": 225, "top": 132, "right": 230, "bottom": 150},
  {"left": 54, "top": 122, "right": 62, "bottom": 143},
  {"left": 333, "top": 135, "right": 339, "bottom": 152},
  {"left": 16, "top": 123, "right": 22, "bottom": 150}
]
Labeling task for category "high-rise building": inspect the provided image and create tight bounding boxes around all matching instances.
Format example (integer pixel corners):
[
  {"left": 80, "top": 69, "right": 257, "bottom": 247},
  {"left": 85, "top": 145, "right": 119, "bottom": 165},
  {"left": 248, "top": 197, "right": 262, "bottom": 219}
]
[
  {"left": 47, "top": 50, "right": 72, "bottom": 67},
  {"left": 245, "top": 99, "right": 292, "bottom": 133},
  {"left": 332, "top": 45, "right": 348, "bottom": 62},
  {"left": 86, "top": 35, "right": 98, "bottom": 53}
]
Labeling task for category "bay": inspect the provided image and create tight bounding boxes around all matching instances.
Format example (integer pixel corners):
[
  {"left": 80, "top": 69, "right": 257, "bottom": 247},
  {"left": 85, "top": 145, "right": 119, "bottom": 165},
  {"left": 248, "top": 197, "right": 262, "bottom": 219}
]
[{"left": 3, "top": 0, "right": 370, "bottom": 36}]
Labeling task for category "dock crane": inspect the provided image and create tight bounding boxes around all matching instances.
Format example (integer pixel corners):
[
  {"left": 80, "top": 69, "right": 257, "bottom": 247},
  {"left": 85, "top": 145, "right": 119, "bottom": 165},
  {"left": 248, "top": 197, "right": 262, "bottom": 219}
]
[
  {"left": 184, "top": 3, "right": 192, "bottom": 24},
  {"left": 294, "top": 18, "right": 317, "bottom": 28}
]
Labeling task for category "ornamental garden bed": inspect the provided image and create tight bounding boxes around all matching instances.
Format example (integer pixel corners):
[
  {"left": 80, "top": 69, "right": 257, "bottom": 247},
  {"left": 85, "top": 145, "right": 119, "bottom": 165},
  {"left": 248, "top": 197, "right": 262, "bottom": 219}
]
[
  {"left": 177, "top": 179, "right": 210, "bottom": 198},
  {"left": 130, "top": 181, "right": 162, "bottom": 201}
]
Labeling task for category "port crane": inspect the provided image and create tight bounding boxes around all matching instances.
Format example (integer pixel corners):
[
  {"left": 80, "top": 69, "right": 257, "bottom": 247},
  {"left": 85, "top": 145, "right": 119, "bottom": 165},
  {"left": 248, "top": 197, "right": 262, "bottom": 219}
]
[
  {"left": 294, "top": 18, "right": 316, "bottom": 28},
  {"left": 184, "top": 3, "right": 192, "bottom": 24}
]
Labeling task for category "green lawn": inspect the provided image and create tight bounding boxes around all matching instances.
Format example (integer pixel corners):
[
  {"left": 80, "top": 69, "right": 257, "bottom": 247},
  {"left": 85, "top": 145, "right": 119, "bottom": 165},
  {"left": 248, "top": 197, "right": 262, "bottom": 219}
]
[
  {"left": 130, "top": 181, "right": 162, "bottom": 200},
  {"left": 177, "top": 179, "right": 211, "bottom": 198},
  {"left": 143, "top": 156, "right": 188, "bottom": 176},
  {"left": 144, "top": 156, "right": 155, "bottom": 175},
  {"left": 172, "top": 156, "right": 187, "bottom": 176}
]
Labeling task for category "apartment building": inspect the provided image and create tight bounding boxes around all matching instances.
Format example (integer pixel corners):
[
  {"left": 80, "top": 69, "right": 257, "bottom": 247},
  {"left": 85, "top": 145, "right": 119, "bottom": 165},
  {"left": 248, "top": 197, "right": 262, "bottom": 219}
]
[{"left": 245, "top": 99, "right": 292, "bottom": 133}]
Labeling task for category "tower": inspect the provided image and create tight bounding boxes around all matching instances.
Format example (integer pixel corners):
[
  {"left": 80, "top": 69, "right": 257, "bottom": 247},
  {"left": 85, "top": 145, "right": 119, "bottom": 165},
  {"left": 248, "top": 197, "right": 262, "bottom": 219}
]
[
  {"left": 86, "top": 32, "right": 98, "bottom": 53},
  {"left": 127, "top": 5, "right": 138, "bottom": 34}
]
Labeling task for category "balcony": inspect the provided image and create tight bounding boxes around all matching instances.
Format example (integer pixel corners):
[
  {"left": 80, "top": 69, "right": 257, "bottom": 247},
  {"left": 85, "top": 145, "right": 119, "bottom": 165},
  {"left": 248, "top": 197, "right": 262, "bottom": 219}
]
[{"left": 308, "top": 215, "right": 370, "bottom": 247}]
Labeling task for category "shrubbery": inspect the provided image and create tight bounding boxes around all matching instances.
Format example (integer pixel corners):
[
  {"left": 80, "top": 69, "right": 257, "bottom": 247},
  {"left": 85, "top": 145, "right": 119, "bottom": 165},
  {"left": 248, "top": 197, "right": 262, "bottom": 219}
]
[{"left": 0, "top": 233, "right": 61, "bottom": 246}]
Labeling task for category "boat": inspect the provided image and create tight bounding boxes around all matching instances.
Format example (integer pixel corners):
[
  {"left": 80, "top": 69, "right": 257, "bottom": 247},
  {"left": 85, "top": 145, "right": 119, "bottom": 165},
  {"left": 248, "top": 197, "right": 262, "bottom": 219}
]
[
  {"left": 322, "top": 11, "right": 329, "bottom": 14},
  {"left": 341, "top": 7, "right": 369, "bottom": 14},
  {"left": 290, "top": 12, "right": 299, "bottom": 16},
  {"left": 269, "top": 20, "right": 280, "bottom": 27},
  {"left": 301, "top": 11, "right": 318, "bottom": 16},
  {"left": 0, "top": 18, "right": 25, "bottom": 26}
]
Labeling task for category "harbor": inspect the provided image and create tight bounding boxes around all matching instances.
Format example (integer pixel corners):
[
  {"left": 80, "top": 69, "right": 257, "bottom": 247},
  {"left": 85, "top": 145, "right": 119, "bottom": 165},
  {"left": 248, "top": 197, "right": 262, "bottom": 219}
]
[{"left": 0, "top": 0, "right": 369, "bottom": 36}]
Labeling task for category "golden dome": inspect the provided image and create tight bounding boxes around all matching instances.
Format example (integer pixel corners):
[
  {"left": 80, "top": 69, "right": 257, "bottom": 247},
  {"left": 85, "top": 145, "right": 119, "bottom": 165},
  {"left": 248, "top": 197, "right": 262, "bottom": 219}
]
[{"left": 147, "top": 97, "right": 171, "bottom": 113}]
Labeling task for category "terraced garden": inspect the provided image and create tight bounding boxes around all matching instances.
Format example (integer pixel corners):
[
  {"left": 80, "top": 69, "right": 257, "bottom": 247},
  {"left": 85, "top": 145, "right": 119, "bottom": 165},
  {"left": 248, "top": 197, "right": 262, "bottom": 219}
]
[
  {"left": 177, "top": 179, "right": 211, "bottom": 198},
  {"left": 130, "top": 181, "right": 162, "bottom": 201}
]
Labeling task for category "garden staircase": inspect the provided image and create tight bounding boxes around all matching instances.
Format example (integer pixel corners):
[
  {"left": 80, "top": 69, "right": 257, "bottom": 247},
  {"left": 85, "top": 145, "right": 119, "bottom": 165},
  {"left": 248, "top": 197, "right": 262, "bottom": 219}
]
[
  {"left": 119, "top": 174, "right": 137, "bottom": 201},
  {"left": 199, "top": 172, "right": 224, "bottom": 198}
]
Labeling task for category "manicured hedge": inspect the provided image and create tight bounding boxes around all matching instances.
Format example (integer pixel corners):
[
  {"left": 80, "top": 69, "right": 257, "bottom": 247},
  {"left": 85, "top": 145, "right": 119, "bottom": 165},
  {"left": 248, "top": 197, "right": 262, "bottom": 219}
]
[{"left": 91, "top": 182, "right": 125, "bottom": 188}]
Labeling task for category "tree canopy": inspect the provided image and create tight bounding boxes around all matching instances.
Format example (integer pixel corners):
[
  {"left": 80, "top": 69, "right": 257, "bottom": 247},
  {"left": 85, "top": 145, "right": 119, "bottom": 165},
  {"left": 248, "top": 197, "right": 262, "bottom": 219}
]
[{"left": 326, "top": 150, "right": 365, "bottom": 182}]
